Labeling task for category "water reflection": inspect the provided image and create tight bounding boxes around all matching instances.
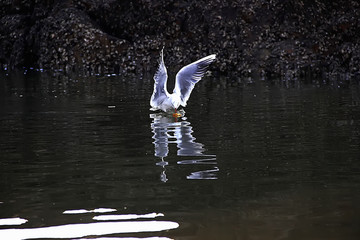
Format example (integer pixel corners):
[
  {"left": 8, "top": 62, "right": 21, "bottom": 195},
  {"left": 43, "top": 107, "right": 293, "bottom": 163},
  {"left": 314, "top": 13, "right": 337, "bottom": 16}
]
[
  {"left": 0, "top": 218, "right": 28, "bottom": 226},
  {"left": 93, "top": 212, "right": 164, "bottom": 221},
  {"left": 0, "top": 208, "right": 178, "bottom": 240},
  {"left": 150, "top": 113, "right": 218, "bottom": 181},
  {"left": 2, "top": 72, "right": 359, "bottom": 239},
  {"left": 63, "top": 208, "right": 117, "bottom": 214},
  {"left": 0, "top": 221, "right": 178, "bottom": 240}
]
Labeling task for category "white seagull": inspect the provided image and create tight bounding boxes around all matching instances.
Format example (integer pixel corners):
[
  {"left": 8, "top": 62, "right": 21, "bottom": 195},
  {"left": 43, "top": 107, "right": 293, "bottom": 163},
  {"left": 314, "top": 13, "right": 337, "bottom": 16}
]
[{"left": 150, "top": 48, "right": 216, "bottom": 115}]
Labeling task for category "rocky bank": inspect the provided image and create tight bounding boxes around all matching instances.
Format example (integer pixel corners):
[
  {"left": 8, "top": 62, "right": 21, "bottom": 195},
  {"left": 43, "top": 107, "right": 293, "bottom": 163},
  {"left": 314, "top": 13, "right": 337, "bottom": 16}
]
[{"left": 1, "top": 0, "right": 359, "bottom": 79}]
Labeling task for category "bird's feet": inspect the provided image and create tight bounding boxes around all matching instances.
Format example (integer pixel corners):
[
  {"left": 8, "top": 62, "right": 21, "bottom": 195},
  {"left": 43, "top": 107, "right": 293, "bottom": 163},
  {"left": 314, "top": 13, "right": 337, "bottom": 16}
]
[{"left": 172, "top": 108, "right": 182, "bottom": 118}]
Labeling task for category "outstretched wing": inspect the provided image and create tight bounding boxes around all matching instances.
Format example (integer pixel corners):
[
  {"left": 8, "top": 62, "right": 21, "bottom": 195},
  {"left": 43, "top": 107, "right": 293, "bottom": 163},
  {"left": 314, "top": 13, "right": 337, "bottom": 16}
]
[
  {"left": 150, "top": 48, "right": 169, "bottom": 109},
  {"left": 173, "top": 54, "right": 216, "bottom": 107}
]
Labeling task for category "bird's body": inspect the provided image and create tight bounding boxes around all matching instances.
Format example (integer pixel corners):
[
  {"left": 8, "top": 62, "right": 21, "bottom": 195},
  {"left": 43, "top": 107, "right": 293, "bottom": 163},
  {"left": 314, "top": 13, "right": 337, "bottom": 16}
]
[{"left": 150, "top": 48, "right": 216, "bottom": 114}]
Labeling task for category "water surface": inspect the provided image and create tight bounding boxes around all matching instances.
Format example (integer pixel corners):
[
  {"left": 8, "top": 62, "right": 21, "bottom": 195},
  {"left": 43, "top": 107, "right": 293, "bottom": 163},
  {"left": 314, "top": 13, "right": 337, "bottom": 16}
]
[{"left": 0, "top": 71, "right": 360, "bottom": 239}]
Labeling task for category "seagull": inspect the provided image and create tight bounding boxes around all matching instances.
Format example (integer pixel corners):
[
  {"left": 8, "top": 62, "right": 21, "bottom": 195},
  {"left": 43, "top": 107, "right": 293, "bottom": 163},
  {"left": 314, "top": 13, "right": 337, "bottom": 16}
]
[{"left": 150, "top": 48, "right": 216, "bottom": 115}]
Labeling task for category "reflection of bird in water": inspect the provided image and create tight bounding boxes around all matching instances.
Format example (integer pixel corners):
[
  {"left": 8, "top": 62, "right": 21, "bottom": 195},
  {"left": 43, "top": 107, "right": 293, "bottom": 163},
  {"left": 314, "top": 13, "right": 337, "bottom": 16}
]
[
  {"left": 150, "top": 112, "right": 204, "bottom": 158},
  {"left": 150, "top": 48, "right": 216, "bottom": 117},
  {"left": 150, "top": 113, "right": 218, "bottom": 182}
]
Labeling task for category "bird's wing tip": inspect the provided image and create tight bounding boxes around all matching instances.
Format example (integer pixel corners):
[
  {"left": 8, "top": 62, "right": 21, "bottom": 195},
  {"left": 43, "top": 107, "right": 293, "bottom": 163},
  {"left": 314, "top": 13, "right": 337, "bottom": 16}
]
[
  {"left": 208, "top": 54, "right": 216, "bottom": 60},
  {"left": 203, "top": 54, "right": 216, "bottom": 63}
]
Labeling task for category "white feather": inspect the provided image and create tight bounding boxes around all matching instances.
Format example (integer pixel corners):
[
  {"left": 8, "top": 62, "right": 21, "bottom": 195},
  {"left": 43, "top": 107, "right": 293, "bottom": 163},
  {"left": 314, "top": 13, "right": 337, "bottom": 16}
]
[{"left": 150, "top": 49, "right": 216, "bottom": 113}]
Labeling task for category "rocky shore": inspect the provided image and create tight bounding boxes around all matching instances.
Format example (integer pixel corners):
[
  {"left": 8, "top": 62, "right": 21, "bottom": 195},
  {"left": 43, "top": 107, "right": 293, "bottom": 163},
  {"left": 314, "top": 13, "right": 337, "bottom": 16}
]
[{"left": 1, "top": 0, "right": 359, "bottom": 79}]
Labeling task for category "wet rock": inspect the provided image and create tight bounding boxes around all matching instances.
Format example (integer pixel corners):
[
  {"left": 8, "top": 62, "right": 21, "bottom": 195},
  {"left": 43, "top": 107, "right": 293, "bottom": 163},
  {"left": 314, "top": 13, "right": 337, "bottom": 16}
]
[{"left": 0, "top": 0, "right": 359, "bottom": 79}]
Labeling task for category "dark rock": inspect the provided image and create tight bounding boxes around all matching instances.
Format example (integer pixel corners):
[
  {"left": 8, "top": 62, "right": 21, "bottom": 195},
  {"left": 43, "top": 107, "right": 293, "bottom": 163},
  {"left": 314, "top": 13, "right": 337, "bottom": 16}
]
[{"left": 0, "top": 0, "right": 359, "bottom": 78}]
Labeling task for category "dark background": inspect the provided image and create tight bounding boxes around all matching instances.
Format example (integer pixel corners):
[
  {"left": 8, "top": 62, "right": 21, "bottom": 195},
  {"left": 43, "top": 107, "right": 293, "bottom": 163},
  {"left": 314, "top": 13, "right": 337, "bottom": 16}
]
[{"left": 1, "top": 0, "right": 359, "bottom": 78}]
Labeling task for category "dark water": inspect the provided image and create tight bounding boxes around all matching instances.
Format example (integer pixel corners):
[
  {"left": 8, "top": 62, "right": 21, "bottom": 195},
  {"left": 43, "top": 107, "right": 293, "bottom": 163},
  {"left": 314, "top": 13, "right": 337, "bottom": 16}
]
[{"left": 0, "top": 71, "right": 360, "bottom": 239}]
